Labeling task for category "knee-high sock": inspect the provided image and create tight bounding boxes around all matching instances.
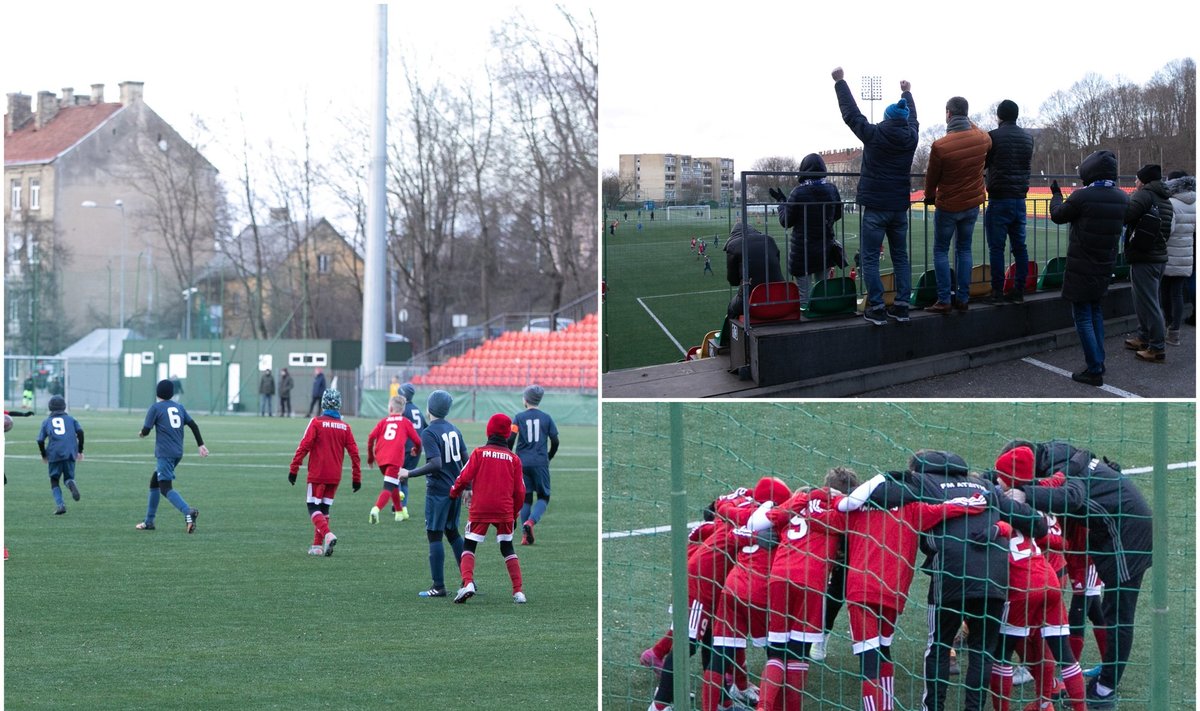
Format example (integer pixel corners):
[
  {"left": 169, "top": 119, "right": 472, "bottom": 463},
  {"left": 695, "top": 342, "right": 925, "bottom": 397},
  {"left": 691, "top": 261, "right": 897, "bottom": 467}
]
[
  {"left": 505, "top": 553, "right": 523, "bottom": 593},
  {"left": 880, "top": 661, "right": 894, "bottom": 711},
  {"left": 784, "top": 660, "right": 808, "bottom": 711},
  {"left": 51, "top": 485, "right": 65, "bottom": 508},
  {"left": 861, "top": 678, "right": 882, "bottom": 711},
  {"left": 701, "top": 669, "right": 725, "bottom": 711},
  {"left": 311, "top": 511, "right": 329, "bottom": 539},
  {"left": 374, "top": 490, "right": 391, "bottom": 510},
  {"left": 429, "top": 541, "right": 445, "bottom": 589},
  {"left": 652, "top": 630, "right": 674, "bottom": 659},
  {"left": 145, "top": 488, "right": 161, "bottom": 523},
  {"left": 390, "top": 488, "right": 404, "bottom": 511},
  {"left": 1060, "top": 662, "right": 1087, "bottom": 711},
  {"left": 460, "top": 550, "right": 476, "bottom": 586},
  {"left": 758, "top": 658, "right": 786, "bottom": 711},
  {"left": 530, "top": 498, "right": 549, "bottom": 524},
  {"left": 1092, "top": 628, "right": 1108, "bottom": 659},
  {"left": 733, "top": 647, "right": 748, "bottom": 691},
  {"left": 165, "top": 489, "right": 189, "bottom": 513},
  {"left": 990, "top": 663, "right": 1013, "bottom": 711}
]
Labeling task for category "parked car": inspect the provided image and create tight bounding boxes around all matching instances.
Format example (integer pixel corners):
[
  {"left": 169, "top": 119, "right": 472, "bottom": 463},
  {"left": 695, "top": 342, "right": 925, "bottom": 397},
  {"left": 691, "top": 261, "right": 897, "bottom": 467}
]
[{"left": 522, "top": 317, "right": 574, "bottom": 333}]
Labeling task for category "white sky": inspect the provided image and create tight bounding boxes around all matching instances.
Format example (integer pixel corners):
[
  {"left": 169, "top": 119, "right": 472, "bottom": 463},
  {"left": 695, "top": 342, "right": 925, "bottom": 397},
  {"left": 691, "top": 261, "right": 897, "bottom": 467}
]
[{"left": 599, "top": 3, "right": 1198, "bottom": 174}]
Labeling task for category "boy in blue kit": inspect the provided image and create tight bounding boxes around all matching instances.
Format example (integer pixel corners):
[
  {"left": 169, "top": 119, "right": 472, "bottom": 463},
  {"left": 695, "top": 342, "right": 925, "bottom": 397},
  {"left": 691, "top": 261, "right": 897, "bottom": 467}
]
[
  {"left": 511, "top": 385, "right": 559, "bottom": 545},
  {"left": 397, "top": 382, "right": 425, "bottom": 521},
  {"left": 136, "top": 379, "right": 209, "bottom": 532},
  {"left": 37, "top": 395, "right": 85, "bottom": 515},
  {"left": 398, "top": 389, "right": 466, "bottom": 598}
]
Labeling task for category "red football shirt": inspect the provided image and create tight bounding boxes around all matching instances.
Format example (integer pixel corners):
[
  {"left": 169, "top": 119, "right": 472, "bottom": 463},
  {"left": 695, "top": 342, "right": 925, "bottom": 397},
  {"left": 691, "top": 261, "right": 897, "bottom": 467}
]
[
  {"left": 766, "top": 487, "right": 848, "bottom": 589},
  {"left": 290, "top": 415, "right": 361, "bottom": 485},
  {"left": 449, "top": 443, "right": 525, "bottom": 523},
  {"left": 366, "top": 414, "right": 422, "bottom": 468}
]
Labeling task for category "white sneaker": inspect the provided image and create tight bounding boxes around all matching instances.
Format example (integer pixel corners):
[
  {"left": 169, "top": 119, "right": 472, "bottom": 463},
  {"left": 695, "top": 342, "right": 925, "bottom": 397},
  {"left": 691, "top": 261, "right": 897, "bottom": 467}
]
[
  {"left": 811, "top": 633, "right": 829, "bottom": 661},
  {"left": 307, "top": 545, "right": 324, "bottom": 556},
  {"left": 323, "top": 532, "right": 337, "bottom": 557},
  {"left": 1013, "top": 665, "right": 1034, "bottom": 685},
  {"left": 369, "top": 506, "right": 380, "bottom": 524},
  {"left": 727, "top": 683, "right": 759, "bottom": 705},
  {"left": 513, "top": 591, "right": 527, "bottom": 604},
  {"left": 454, "top": 582, "right": 477, "bottom": 603}
]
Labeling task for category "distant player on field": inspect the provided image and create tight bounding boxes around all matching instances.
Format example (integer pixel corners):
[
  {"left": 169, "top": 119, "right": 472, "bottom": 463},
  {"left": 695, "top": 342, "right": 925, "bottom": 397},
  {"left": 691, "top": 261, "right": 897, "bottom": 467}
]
[
  {"left": 288, "top": 389, "right": 361, "bottom": 556},
  {"left": 37, "top": 395, "right": 85, "bottom": 515},
  {"left": 397, "top": 382, "right": 424, "bottom": 521},
  {"left": 136, "top": 379, "right": 208, "bottom": 533},
  {"left": 510, "top": 385, "right": 559, "bottom": 545},
  {"left": 399, "top": 390, "right": 467, "bottom": 598},
  {"left": 449, "top": 413, "right": 527, "bottom": 604},
  {"left": 366, "top": 395, "right": 422, "bottom": 524}
]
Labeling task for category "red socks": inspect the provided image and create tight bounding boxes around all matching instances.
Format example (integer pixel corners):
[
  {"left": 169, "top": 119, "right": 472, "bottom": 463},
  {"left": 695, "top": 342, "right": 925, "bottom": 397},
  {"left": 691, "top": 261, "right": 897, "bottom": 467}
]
[
  {"left": 733, "top": 647, "right": 749, "bottom": 695},
  {"left": 880, "top": 662, "right": 894, "bottom": 711},
  {"left": 758, "top": 658, "right": 786, "bottom": 711},
  {"left": 374, "top": 491, "right": 391, "bottom": 510},
  {"left": 505, "top": 553, "right": 523, "bottom": 593},
  {"left": 861, "top": 678, "right": 882, "bottom": 711},
  {"left": 701, "top": 669, "right": 724, "bottom": 711},
  {"left": 1060, "top": 663, "right": 1087, "bottom": 711},
  {"left": 989, "top": 664, "right": 1013, "bottom": 711},
  {"left": 311, "top": 511, "right": 329, "bottom": 539},
  {"left": 652, "top": 631, "right": 674, "bottom": 659},
  {"left": 391, "top": 488, "right": 404, "bottom": 511},
  {"left": 784, "top": 661, "right": 808, "bottom": 710},
  {"left": 1093, "top": 628, "right": 1108, "bottom": 659},
  {"left": 460, "top": 551, "right": 476, "bottom": 586}
]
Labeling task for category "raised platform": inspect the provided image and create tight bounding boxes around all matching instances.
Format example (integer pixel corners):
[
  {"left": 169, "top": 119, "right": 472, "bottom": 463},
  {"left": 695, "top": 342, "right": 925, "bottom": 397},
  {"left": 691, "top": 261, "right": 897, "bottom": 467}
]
[{"left": 603, "top": 285, "right": 1139, "bottom": 398}]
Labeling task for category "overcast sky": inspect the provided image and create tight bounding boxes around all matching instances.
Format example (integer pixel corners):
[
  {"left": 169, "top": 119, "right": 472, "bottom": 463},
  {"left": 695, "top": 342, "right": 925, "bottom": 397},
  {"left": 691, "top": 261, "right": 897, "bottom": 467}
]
[{"left": 599, "top": 4, "right": 1197, "bottom": 173}]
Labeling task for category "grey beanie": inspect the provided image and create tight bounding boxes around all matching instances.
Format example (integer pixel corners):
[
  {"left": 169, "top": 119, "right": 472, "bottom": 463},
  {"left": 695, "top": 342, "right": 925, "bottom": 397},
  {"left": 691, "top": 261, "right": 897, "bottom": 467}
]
[
  {"left": 427, "top": 390, "right": 453, "bottom": 418},
  {"left": 523, "top": 384, "right": 545, "bottom": 407},
  {"left": 400, "top": 382, "right": 416, "bottom": 401}
]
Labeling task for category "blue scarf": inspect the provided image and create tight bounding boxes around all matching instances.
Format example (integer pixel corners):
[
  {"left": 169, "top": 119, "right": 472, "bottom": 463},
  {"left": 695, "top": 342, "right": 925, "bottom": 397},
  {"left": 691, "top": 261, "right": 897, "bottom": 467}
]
[
  {"left": 322, "top": 410, "right": 342, "bottom": 419},
  {"left": 1088, "top": 179, "right": 1116, "bottom": 188},
  {"left": 798, "top": 178, "right": 826, "bottom": 187}
]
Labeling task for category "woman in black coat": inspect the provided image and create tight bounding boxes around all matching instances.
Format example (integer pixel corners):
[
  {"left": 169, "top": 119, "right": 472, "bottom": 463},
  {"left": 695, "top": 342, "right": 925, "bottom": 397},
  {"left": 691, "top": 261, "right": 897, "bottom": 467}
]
[
  {"left": 1048, "top": 150, "right": 1129, "bottom": 386},
  {"left": 778, "top": 153, "right": 845, "bottom": 304}
]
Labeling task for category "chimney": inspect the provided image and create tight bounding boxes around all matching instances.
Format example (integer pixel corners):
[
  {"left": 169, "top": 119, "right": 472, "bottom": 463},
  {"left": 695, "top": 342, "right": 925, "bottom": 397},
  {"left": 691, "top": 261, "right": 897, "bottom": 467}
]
[
  {"left": 60, "top": 87, "right": 74, "bottom": 107},
  {"left": 90, "top": 83, "right": 104, "bottom": 104},
  {"left": 34, "top": 90, "right": 59, "bottom": 130},
  {"left": 6, "top": 92, "right": 32, "bottom": 136},
  {"left": 119, "top": 80, "right": 144, "bottom": 106},
  {"left": 269, "top": 207, "right": 291, "bottom": 224}
]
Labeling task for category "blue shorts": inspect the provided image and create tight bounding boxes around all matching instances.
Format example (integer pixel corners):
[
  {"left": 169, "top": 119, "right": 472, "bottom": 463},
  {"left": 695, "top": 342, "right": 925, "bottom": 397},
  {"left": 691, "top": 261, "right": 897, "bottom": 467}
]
[
  {"left": 48, "top": 459, "right": 76, "bottom": 481},
  {"left": 523, "top": 466, "right": 551, "bottom": 498},
  {"left": 155, "top": 457, "right": 182, "bottom": 481},
  {"left": 424, "top": 493, "right": 462, "bottom": 532}
]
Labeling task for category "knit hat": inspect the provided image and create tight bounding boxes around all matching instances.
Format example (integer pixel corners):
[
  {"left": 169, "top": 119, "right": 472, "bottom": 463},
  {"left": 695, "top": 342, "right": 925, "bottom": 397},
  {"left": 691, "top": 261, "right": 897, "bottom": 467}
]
[
  {"left": 997, "top": 99, "right": 1019, "bottom": 122},
  {"left": 486, "top": 413, "right": 513, "bottom": 439},
  {"left": 994, "top": 445, "right": 1036, "bottom": 487},
  {"left": 753, "top": 476, "right": 792, "bottom": 506},
  {"left": 1137, "top": 164, "right": 1162, "bottom": 184},
  {"left": 523, "top": 384, "right": 545, "bottom": 407},
  {"left": 884, "top": 98, "right": 909, "bottom": 121},
  {"left": 400, "top": 382, "right": 415, "bottom": 401},
  {"left": 48, "top": 395, "right": 67, "bottom": 413},
  {"left": 156, "top": 379, "right": 174, "bottom": 400},
  {"left": 321, "top": 388, "right": 342, "bottom": 412},
  {"left": 427, "top": 390, "right": 452, "bottom": 418}
]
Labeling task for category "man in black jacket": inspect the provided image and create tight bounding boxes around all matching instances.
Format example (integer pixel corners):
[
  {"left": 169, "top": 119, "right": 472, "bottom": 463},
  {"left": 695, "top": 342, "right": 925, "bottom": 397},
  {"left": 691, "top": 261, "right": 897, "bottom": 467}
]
[
  {"left": 994, "top": 440, "right": 1152, "bottom": 710},
  {"left": 983, "top": 99, "right": 1035, "bottom": 304},
  {"left": 1123, "top": 164, "right": 1175, "bottom": 363},
  {"left": 719, "top": 222, "right": 784, "bottom": 347}
]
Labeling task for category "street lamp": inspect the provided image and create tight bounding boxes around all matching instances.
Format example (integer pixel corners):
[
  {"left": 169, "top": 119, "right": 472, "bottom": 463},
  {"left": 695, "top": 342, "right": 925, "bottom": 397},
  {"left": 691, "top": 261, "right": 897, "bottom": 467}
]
[
  {"left": 82, "top": 199, "right": 127, "bottom": 329},
  {"left": 183, "top": 286, "right": 198, "bottom": 339}
]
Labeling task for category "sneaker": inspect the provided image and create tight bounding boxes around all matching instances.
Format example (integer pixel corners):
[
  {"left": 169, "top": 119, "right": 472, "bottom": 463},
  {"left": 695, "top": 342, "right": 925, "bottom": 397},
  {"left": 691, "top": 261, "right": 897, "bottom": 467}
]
[
  {"left": 54, "top": 506, "right": 67, "bottom": 515},
  {"left": 863, "top": 306, "right": 888, "bottom": 325},
  {"left": 811, "top": 633, "right": 828, "bottom": 661},
  {"left": 418, "top": 587, "right": 447, "bottom": 598},
  {"left": 1167, "top": 329, "right": 1181, "bottom": 346},
  {"left": 67, "top": 480, "right": 81, "bottom": 501},
  {"left": 396, "top": 508, "right": 408, "bottom": 522},
  {"left": 307, "top": 545, "right": 324, "bottom": 556},
  {"left": 186, "top": 508, "right": 199, "bottom": 534},
  {"left": 454, "top": 581, "right": 477, "bottom": 603},
  {"left": 640, "top": 648, "right": 665, "bottom": 672},
  {"left": 1124, "top": 337, "right": 1148, "bottom": 351},
  {"left": 522, "top": 519, "right": 535, "bottom": 545},
  {"left": 1135, "top": 348, "right": 1166, "bottom": 363},
  {"left": 1023, "top": 702, "right": 1055, "bottom": 711},
  {"left": 513, "top": 591, "right": 527, "bottom": 604},
  {"left": 1013, "top": 665, "right": 1034, "bottom": 685},
  {"left": 886, "top": 304, "right": 910, "bottom": 322},
  {"left": 927, "top": 301, "right": 953, "bottom": 315},
  {"left": 322, "top": 531, "right": 337, "bottom": 556},
  {"left": 135, "top": 521, "right": 155, "bottom": 530},
  {"left": 1086, "top": 680, "right": 1117, "bottom": 710},
  {"left": 727, "top": 683, "right": 759, "bottom": 706},
  {"left": 982, "top": 290, "right": 1007, "bottom": 305},
  {"left": 1082, "top": 665, "right": 1102, "bottom": 679},
  {"left": 1072, "top": 370, "right": 1104, "bottom": 386},
  {"left": 369, "top": 506, "right": 380, "bottom": 524}
]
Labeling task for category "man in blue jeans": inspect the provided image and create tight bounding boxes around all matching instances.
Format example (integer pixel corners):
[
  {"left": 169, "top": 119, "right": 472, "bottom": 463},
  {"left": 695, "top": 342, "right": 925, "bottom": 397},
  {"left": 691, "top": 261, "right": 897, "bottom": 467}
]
[
  {"left": 983, "top": 99, "right": 1035, "bottom": 304},
  {"left": 924, "top": 96, "right": 991, "bottom": 314},
  {"left": 833, "top": 66, "right": 919, "bottom": 325}
]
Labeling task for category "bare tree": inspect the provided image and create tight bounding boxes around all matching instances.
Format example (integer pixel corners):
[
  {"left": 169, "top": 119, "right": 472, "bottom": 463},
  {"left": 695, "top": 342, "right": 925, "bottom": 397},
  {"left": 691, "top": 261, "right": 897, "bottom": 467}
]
[{"left": 602, "top": 169, "right": 635, "bottom": 211}]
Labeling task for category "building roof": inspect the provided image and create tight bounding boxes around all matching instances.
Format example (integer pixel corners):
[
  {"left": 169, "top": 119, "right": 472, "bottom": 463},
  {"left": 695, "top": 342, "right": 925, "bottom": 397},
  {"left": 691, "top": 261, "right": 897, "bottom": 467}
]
[
  {"left": 55, "top": 328, "right": 139, "bottom": 359},
  {"left": 4, "top": 103, "right": 124, "bottom": 165}
]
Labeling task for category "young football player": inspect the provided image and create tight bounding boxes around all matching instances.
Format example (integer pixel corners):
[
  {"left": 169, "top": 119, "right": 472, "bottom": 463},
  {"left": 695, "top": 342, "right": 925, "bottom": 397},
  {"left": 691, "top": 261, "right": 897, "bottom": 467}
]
[
  {"left": 136, "top": 380, "right": 208, "bottom": 532},
  {"left": 366, "top": 395, "right": 421, "bottom": 524},
  {"left": 288, "top": 389, "right": 360, "bottom": 556},
  {"left": 511, "top": 385, "right": 559, "bottom": 545},
  {"left": 396, "top": 382, "right": 424, "bottom": 520},
  {"left": 37, "top": 395, "right": 85, "bottom": 515},
  {"left": 399, "top": 390, "right": 467, "bottom": 598},
  {"left": 449, "top": 413, "right": 527, "bottom": 604}
]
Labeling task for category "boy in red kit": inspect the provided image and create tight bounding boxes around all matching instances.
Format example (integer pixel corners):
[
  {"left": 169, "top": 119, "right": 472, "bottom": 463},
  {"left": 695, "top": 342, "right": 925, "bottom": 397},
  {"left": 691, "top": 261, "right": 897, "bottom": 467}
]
[
  {"left": 449, "top": 413, "right": 526, "bottom": 604},
  {"left": 288, "top": 389, "right": 361, "bottom": 556},
  {"left": 366, "top": 396, "right": 422, "bottom": 524}
]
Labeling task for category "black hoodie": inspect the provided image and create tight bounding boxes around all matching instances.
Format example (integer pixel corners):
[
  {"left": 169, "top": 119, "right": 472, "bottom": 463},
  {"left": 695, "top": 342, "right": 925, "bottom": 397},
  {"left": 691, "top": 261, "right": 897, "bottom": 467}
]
[
  {"left": 1050, "top": 150, "right": 1129, "bottom": 303},
  {"left": 779, "top": 153, "right": 845, "bottom": 279}
]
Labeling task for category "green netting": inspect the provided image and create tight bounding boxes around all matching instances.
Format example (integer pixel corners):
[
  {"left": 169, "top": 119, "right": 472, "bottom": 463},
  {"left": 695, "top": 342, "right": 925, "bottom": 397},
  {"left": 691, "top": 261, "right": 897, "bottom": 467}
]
[{"left": 602, "top": 402, "right": 1195, "bottom": 711}]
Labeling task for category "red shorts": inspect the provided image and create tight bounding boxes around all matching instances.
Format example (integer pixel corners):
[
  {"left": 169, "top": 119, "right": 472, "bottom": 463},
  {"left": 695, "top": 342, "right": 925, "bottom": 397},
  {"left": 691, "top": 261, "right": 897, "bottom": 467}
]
[
  {"left": 307, "top": 482, "right": 339, "bottom": 505},
  {"left": 849, "top": 602, "right": 897, "bottom": 654},
  {"left": 380, "top": 464, "right": 403, "bottom": 486},
  {"left": 1001, "top": 588, "right": 1070, "bottom": 637},
  {"left": 766, "top": 578, "right": 825, "bottom": 644},
  {"left": 711, "top": 589, "right": 768, "bottom": 648},
  {"left": 464, "top": 520, "right": 516, "bottom": 542}
]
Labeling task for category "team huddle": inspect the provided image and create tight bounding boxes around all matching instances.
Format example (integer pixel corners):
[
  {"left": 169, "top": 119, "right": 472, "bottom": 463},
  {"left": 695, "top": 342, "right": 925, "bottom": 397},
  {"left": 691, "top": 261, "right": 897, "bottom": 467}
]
[{"left": 642, "top": 443, "right": 1152, "bottom": 711}]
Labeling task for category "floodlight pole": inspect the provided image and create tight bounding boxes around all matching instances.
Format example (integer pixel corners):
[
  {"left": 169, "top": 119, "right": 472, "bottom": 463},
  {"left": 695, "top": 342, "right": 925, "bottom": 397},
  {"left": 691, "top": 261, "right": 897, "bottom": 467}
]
[{"left": 861, "top": 75, "right": 882, "bottom": 123}]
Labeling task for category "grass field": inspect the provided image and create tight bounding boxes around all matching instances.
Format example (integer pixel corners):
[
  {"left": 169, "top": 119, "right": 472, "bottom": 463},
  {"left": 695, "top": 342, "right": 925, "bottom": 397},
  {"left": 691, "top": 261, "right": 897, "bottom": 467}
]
[
  {"left": 601, "top": 402, "right": 1196, "bottom": 711},
  {"left": 3, "top": 411, "right": 597, "bottom": 710},
  {"left": 601, "top": 206, "right": 1071, "bottom": 371}
]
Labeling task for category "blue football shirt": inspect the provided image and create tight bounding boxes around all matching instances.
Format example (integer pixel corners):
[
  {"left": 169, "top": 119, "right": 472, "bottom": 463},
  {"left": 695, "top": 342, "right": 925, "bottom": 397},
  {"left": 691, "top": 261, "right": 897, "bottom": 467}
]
[
  {"left": 420, "top": 418, "right": 466, "bottom": 496},
  {"left": 513, "top": 408, "right": 558, "bottom": 469},
  {"left": 38, "top": 413, "right": 83, "bottom": 462},
  {"left": 143, "top": 400, "right": 194, "bottom": 459}
]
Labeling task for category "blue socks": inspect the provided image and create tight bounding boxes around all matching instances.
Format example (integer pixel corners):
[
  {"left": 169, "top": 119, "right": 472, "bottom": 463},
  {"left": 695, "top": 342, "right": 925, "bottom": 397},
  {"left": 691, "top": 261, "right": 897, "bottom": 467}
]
[
  {"left": 52, "top": 485, "right": 65, "bottom": 508},
  {"left": 146, "top": 488, "right": 162, "bottom": 524},
  {"left": 429, "top": 542, "right": 445, "bottom": 589},
  {"left": 519, "top": 503, "right": 531, "bottom": 524},
  {"left": 165, "top": 489, "right": 189, "bottom": 513},
  {"left": 530, "top": 499, "right": 549, "bottom": 524}
]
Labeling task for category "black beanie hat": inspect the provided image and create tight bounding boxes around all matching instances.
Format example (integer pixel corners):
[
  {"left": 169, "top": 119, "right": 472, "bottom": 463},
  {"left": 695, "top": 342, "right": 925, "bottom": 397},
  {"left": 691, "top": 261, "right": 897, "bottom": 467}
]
[
  {"left": 1137, "top": 164, "right": 1162, "bottom": 183},
  {"left": 997, "top": 99, "right": 1019, "bottom": 122},
  {"left": 156, "top": 379, "right": 174, "bottom": 400}
]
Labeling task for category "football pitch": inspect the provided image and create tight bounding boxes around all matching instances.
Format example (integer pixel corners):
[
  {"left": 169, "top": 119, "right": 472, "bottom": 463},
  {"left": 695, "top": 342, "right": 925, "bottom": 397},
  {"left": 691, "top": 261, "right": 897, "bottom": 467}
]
[
  {"left": 3, "top": 412, "right": 597, "bottom": 710},
  {"left": 601, "top": 208, "right": 1069, "bottom": 372},
  {"left": 601, "top": 402, "right": 1196, "bottom": 711}
]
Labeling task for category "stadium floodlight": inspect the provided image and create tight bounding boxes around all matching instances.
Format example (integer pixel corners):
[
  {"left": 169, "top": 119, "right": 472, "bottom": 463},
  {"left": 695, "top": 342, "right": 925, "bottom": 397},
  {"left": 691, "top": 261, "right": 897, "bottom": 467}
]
[{"left": 861, "top": 75, "right": 882, "bottom": 122}]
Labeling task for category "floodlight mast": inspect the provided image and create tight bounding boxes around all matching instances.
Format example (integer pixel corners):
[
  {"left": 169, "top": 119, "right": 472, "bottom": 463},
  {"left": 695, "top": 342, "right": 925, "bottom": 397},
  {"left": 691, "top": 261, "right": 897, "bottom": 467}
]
[{"left": 861, "top": 75, "right": 882, "bottom": 123}]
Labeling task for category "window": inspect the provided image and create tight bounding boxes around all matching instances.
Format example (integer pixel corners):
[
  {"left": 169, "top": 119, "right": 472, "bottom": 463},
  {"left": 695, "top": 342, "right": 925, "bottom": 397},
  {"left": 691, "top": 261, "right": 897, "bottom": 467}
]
[
  {"left": 29, "top": 178, "right": 39, "bottom": 210},
  {"left": 288, "top": 352, "right": 328, "bottom": 367},
  {"left": 317, "top": 254, "right": 331, "bottom": 274},
  {"left": 186, "top": 352, "right": 222, "bottom": 365},
  {"left": 11, "top": 180, "right": 21, "bottom": 211}
]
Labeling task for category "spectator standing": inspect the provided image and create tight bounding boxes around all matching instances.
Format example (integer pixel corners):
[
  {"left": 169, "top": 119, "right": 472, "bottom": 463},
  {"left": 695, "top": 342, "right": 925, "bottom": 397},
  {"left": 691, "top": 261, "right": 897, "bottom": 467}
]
[
  {"left": 306, "top": 367, "right": 327, "bottom": 417},
  {"left": 1122, "top": 164, "right": 1174, "bottom": 363},
  {"left": 1048, "top": 151, "right": 1129, "bottom": 386},
  {"left": 258, "top": 368, "right": 275, "bottom": 417},
  {"left": 924, "top": 96, "right": 992, "bottom": 314},
  {"left": 833, "top": 68, "right": 919, "bottom": 325},
  {"left": 1161, "top": 171, "right": 1194, "bottom": 346},
  {"left": 983, "top": 99, "right": 1035, "bottom": 305},
  {"left": 719, "top": 222, "right": 784, "bottom": 348},
  {"left": 278, "top": 367, "right": 294, "bottom": 417},
  {"left": 775, "top": 152, "right": 845, "bottom": 306}
]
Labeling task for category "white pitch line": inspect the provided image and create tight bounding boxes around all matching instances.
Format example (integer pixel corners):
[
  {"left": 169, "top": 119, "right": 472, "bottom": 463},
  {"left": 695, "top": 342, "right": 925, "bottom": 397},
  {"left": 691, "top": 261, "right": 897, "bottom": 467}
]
[
  {"left": 640, "top": 288, "right": 731, "bottom": 301},
  {"left": 1021, "top": 357, "right": 1141, "bottom": 399},
  {"left": 636, "top": 296, "right": 688, "bottom": 356}
]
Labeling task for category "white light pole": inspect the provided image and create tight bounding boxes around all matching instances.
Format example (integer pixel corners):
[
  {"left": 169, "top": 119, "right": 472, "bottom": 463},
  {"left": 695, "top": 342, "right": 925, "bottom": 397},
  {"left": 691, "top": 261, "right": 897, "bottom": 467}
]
[
  {"left": 182, "top": 286, "right": 198, "bottom": 339},
  {"left": 82, "top": 199, "right": 127, "bottom": 329}
]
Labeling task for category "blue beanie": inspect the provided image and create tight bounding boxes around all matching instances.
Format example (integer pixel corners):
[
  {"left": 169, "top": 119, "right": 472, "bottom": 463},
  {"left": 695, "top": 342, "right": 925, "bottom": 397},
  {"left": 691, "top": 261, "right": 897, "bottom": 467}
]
[
  {"left": 427, "top": 390, "right": 452, "bottom": 419},
  {"left": 523, "top": 384, "right": 545, "bottom": 407},
  {"left": 884, "top": 98, "right": 909, "bottom": 121},
  {"left": 400, "top": 382, "right": 416, "bottom": 401}
]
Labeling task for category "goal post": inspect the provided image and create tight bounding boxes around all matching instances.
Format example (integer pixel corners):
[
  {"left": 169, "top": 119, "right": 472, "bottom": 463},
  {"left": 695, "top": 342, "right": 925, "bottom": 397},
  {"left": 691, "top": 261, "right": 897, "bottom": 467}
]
[{"left": 665, "top": 204, "right": 711, "bottom": 220}]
